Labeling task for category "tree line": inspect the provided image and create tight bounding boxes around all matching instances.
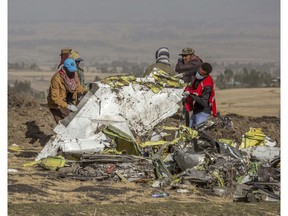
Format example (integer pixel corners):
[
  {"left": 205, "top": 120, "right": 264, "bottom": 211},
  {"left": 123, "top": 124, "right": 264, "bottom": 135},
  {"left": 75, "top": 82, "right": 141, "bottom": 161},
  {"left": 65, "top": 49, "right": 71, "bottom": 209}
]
[
  {"left": 9, "top": 60, "right": 280, "bottom": 91},
  {"left": 8, "top": 62, "right": 41, "bottom": 71},
  {"left": 8, "top": 80, "right": 45, "bottom": 99},
  {"left": 215, "top": 68, "right": 280, "bottom": 89}
]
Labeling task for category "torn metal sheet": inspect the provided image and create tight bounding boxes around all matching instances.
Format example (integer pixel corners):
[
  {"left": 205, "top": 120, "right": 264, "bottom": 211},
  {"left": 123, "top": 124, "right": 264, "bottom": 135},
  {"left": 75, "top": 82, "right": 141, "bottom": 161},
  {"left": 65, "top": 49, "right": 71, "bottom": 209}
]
[
  {"left": 36, "top": 75, "right": 183, "bottom": 160},
  {"left": 234, "top": 182, "right": 280, "bottom": 202},
  {"left": 58, "top": 154, "right": 155, "bottom": 182},
  {"left": 173, "top": 149, "right": 207, "bottom": 171},
  {"left": 152, "top": 144, "right": 174, "bottom": 179},
  {"left": 103, "top": 125, "right": 140, "bottom": 155},
  {"left": 257, "top": 164, "right": 280, "bottom": 182},
  {"left": 181, "top": 170, "right": 213, "bottom": 185},
  {"left": 59, "top": 133, "right": 110, "bottom": 154},
  {"left": 217, "top": 142, "right": 243, "bottom": 160},
  {"left": 240, "top": 146, "right": 280, "bottom": 162}
]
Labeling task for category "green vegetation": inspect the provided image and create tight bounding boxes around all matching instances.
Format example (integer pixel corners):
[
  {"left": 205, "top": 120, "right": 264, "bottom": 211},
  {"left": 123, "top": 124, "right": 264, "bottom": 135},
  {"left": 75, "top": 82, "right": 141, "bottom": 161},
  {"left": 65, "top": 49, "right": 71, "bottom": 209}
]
[
  {"left": 8, "top": 62, "right": 41, "bottom": 71},
  {"left": 8, "top": 80, "right": 46, "bottom": 99},
  {"left": 215, "top": 67, "right": 279, "bottom": 89},
  {"left": 92, "top": 60, "right": 148, "bottom": 77},
  {"left": 8, "top": 60, "right": 280, "bottom": 96}
]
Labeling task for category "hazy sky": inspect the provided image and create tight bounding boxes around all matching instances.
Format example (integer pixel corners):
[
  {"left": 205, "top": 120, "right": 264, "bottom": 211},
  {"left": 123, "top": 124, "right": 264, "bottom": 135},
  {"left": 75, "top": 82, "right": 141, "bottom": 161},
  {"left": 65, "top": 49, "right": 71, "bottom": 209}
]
[
  {"left": 9, "top": 0, "right": 279, "bottom": 25},
  {"left": 7, "top": 0, "right": 281, "bottom": 65}
]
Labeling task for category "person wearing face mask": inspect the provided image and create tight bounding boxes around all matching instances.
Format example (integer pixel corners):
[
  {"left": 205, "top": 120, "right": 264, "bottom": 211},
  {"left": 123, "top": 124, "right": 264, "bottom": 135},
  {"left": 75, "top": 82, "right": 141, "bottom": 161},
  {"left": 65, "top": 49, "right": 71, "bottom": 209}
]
[
  {"left": 174, "top": 47, "right": 203, "bottom": 126},
  {"left": 182, "top": 62, "right": 217, "bottom": 128},
  {"left": 47, "top": 58, "right": 85, "bottom": 124}
]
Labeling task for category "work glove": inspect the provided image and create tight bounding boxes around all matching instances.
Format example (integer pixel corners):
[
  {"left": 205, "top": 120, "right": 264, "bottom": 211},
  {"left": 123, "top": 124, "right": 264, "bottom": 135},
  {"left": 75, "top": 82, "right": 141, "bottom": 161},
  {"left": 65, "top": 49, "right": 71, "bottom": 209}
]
[
  {"left": 67, "top": 104, "right": 78, "bottom": 112},
  {"left": 174, "top": 73, "right": 183, "bottom": 78},
  {"left": 182, "top": 91, "right": 190, "bottom": 98}
]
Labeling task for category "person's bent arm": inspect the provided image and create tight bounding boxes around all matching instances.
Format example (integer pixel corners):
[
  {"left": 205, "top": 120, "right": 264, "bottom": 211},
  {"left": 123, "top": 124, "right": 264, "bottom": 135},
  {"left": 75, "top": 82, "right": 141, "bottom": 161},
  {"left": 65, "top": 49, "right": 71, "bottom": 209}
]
[
  {"left": 50, "top": 79, "right": 68, "bottom": 108},
  {"left": 175, "top": 59, "right": 198, "bottom": 76},
  {"left": 191, "top": 86, "right": 212, "bottom": 107},
  {"left": 76, "top": 83, "right": 85, "bottom": 94}
]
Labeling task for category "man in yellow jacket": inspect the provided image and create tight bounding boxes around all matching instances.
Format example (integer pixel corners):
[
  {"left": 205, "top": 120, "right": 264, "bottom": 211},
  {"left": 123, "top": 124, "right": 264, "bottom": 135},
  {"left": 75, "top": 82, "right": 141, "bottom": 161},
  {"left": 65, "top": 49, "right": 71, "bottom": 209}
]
[{"left": 47, "top": 58, "right": 85, "bottom": 124}]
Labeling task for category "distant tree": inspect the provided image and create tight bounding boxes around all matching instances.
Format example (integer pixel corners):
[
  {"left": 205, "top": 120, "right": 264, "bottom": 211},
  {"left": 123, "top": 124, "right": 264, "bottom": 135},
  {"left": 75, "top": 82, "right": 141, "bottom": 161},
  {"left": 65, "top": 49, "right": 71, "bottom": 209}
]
[
  {"left": 249, "top": 69, "right": 261, "bottom": 87},
  {"left": 94, "top": 75, "right": 101, "bottom": 81},
  {"left": 51, "top": 64, "right": 58, "bottom": 71},
  {"left": 215, "top": 68, "right": 234, "bottom": 89},
  {"left": 12, "top": 80, "right": 32, "bottom": 93},
  {"left": 216, "top": 73, "right": 226, "bottom": 89},
  {"left": 262, "top": 73, "right": 272, "bottom": 87},
  {"left": 100, "top": 66, "right": 109, "bottom": 73},
  {"left": 109, "top": 67, "right": 117, "bottom": 73},
  {"left": 8, "top": 61, "right": 41, "bottom": 71},
  {"left": 14, "top": 62, "right": 20, "bottom": 70},
  {"left": 21, "top": 62, "right": 25, "bottom": 70},
  {"left": 29, "top": 63, "right": 41, "bottom": 71}
]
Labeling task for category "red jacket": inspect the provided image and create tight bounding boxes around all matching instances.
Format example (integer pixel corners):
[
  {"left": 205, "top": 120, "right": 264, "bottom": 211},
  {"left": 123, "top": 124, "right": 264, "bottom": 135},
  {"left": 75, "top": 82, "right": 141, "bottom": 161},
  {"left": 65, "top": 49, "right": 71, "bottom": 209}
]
[{"left": 184, "top": 75, "right": 217, "bottom": 117}]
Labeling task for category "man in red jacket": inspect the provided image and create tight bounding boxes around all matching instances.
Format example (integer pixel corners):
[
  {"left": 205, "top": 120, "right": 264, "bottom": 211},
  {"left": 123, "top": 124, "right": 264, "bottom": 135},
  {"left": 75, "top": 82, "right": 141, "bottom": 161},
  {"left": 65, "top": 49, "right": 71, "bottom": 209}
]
[{"left": 182, "top": 62, "right": 217, "bottom": 128}]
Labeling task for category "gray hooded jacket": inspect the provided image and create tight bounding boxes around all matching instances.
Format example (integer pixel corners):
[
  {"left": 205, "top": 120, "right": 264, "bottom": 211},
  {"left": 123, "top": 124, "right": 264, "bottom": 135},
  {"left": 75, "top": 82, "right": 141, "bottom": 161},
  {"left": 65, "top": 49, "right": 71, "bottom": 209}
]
[{"left": 175, "top": 55, "right": 203, "bottom": 83}]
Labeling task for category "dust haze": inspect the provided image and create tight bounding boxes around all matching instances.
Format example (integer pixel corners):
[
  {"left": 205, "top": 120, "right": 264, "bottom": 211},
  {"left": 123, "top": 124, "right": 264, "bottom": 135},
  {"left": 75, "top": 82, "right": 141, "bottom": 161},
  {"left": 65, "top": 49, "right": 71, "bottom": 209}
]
[{"left": 8, "top": 0, "right": 280, "bottom": 66}]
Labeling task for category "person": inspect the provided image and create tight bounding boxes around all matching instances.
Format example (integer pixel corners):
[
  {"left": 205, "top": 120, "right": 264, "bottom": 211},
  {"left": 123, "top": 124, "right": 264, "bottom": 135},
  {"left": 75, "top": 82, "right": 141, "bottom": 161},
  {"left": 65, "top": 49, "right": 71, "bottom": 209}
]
[
  {"left": 182, "top": 62, "right": 217, "bottom": 128},
  {"left": 70, "top": 50, "right": 85, "bottom": 87},
  {"left": 175, "top": 47, "right": 203, "bottom": 83},
  {"left": 143, "top": 47, "right": 174, "bottom": 77},
  {"left": 57, "top": 47, "right": 72, "bottom": 69},
  {"left": 175, "top": 47, "right": 203, "bottom": 126},
  {"left": 47, "top": 58, "right": 85, "bottom": 124}
]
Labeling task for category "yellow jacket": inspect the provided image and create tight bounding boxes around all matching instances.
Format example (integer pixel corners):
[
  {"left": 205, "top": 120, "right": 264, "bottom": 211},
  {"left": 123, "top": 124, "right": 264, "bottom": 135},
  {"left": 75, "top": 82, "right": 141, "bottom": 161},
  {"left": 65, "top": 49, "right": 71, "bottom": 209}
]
[{"left": 47, "top": 71, "right": 85, "bottom": 109}]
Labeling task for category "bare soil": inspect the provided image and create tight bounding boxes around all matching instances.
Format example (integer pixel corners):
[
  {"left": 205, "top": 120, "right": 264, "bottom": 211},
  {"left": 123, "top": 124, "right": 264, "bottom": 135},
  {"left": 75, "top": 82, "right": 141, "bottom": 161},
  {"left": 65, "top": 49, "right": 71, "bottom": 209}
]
[{"left": 8, "top": 91, "right": 280, "bottom": 215}]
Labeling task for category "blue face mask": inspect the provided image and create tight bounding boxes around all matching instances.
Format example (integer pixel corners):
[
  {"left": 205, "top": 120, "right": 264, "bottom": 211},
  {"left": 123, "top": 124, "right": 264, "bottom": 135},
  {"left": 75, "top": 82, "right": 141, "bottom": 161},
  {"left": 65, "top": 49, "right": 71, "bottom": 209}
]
[{"left": 195, "top": 71, "right": 205, "bottom": 80}]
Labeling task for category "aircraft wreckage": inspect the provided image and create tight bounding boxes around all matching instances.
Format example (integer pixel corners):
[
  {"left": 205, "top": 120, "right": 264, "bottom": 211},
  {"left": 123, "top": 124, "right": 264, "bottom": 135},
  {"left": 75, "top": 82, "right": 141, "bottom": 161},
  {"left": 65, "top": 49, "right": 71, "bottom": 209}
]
[{"left": 30, "top": 69, "right": 280, "bottom": 202}]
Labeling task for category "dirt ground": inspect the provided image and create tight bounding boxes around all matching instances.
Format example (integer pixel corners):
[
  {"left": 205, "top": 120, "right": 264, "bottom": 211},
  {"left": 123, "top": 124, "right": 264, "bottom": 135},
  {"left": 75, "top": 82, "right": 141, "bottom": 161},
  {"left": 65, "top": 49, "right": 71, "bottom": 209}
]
[{"left": 7, "top": 91, "right": 280, "bottom": 215}]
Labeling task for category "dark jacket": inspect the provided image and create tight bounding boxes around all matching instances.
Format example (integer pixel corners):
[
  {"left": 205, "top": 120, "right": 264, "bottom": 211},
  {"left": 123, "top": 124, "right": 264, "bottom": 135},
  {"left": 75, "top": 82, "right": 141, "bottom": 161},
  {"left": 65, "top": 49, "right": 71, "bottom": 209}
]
[
  {"left": 175, "top": 55, "right": 203, "bottom": 83},
  {"left": 191, "top": 84, "right": 212, "bottom": 114}
]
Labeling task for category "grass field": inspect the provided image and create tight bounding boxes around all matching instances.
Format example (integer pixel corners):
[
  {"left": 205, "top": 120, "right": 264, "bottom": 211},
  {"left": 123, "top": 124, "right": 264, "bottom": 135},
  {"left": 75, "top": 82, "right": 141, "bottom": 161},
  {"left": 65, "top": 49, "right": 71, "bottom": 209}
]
[
  {"left": 216, "top": 87, "right": 280, "bottom": 117},
  {"left": 8, "top": 70, "right": 280, "bottom": 117}
]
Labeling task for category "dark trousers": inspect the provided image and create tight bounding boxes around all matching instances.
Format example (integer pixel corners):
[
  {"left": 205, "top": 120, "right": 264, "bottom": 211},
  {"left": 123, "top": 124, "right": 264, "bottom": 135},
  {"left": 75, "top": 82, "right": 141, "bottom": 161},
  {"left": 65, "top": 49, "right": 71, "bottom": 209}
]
[
  {"left": 182, "top": 100, "right": 190, "bottom": 127},
  {"left": 49, "top": 107, "right": 70, "bottom": 124},
  {"left": 184, "top": 110, "right": 190, "bottom": 127}
]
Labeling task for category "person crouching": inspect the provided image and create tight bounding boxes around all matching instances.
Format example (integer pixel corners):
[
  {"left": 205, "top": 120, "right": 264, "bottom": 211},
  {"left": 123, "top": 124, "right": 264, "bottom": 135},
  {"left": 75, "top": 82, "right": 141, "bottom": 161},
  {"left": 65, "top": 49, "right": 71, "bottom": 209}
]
[
  {"left": 182, "top": 62, "right": 217, "bottom": 128},
  {"left": 47, "top": 58, "right": 85, "bottom": 124}
]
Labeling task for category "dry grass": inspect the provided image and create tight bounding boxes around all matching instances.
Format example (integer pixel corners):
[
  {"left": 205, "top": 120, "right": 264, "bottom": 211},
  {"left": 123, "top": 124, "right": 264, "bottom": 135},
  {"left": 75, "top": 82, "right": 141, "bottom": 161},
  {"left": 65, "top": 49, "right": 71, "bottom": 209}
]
[{"left": 216, "top": 88, "right": 280, "bottom": 117}]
